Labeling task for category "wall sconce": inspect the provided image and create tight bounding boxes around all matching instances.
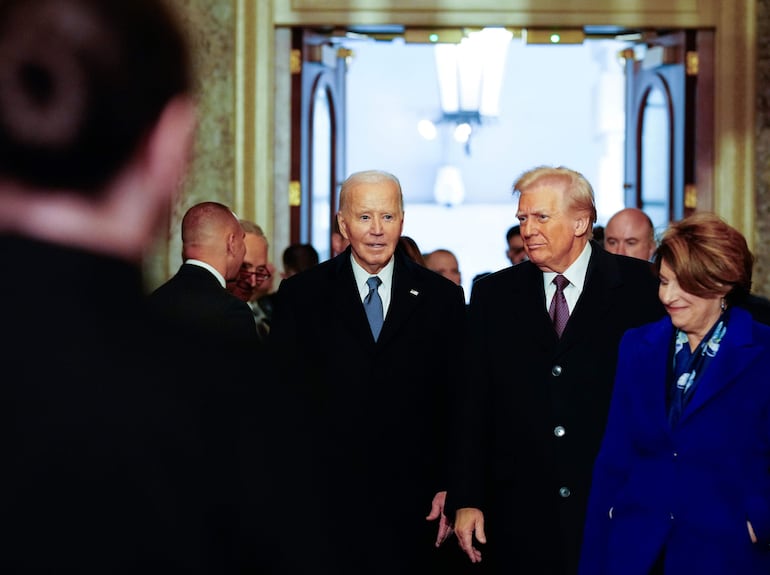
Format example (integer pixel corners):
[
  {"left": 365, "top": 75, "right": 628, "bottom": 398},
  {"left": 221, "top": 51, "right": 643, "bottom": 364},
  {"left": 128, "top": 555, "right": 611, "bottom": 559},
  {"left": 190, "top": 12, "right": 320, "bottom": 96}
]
[{"left": 418, "top": 27, "right": 513, "bottom": 155}]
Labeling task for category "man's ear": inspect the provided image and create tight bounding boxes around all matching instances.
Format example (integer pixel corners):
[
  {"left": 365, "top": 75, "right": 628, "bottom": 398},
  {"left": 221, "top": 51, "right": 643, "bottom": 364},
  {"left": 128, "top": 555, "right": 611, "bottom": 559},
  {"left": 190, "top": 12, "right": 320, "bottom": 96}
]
[
  {"left": 338, "top": 214, "right": 349, "bottom": 240},
  {"left": 574, "top": 215, "right": 591, "bottom": 237},
  {"left": 225, "top": 232, "right": 237, "bottom": 256}
]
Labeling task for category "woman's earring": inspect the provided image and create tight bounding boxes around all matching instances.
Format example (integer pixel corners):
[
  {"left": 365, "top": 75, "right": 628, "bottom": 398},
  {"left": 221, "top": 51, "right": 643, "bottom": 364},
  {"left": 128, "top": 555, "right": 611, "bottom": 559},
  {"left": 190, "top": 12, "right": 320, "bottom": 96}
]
[{"left": 720, "top": 298, "right": 727, "bottom": 311}]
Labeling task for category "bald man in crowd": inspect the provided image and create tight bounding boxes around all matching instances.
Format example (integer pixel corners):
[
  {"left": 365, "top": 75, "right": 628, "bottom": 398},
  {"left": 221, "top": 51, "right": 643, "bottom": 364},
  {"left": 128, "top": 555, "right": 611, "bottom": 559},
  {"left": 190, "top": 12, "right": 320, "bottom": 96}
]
[
  {"left": 148, "top": 201, "right": 265, "bottom": 570},
  {"left": 603, "top": 207, "right": 657, "bottom": 261},
  {"left": 603, "top": 208, "right": 770, "bottom": 327},
  {"left": 425, "top": 248, "right": 462, "bottom": 286},
  {"left": 150, "top": 201, "right": 258, "bottom": 348}
]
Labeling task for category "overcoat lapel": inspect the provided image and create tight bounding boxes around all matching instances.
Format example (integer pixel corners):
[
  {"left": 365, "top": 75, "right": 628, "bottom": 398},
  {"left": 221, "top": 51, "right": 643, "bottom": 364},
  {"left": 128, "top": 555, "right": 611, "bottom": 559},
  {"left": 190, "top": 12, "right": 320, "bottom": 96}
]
[
  {"left": 511, "top": 261, "right": 557, "bottom": 349},
  {"left": 559, "top": 246, "right": 620, "bottom": 348},
  {"left": 332, "top": 251, "right": 424, "bottom": 346},
  {"left": 679, "top": 308, "right": 763, "bottom": 423},
  {"left": 332, "top": 253, "right": 377, "bottom": 343},
  {"left": 377, "top": 256, "right": 422, "bottom": 346}
]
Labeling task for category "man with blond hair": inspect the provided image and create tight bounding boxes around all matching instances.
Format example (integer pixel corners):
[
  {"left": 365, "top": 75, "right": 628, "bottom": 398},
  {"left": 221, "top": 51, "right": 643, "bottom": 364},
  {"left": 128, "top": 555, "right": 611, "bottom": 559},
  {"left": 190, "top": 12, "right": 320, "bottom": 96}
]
[{"left": 448, "top": 166, "right": 664, "bottom": 575}]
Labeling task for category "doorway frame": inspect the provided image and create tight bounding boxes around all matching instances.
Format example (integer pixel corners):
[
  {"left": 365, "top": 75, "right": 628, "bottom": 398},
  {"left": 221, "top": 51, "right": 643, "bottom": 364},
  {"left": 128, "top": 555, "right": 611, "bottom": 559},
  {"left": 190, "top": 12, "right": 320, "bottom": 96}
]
[{"left": 236, "top": 0, "right": 756, "bottom": 252}]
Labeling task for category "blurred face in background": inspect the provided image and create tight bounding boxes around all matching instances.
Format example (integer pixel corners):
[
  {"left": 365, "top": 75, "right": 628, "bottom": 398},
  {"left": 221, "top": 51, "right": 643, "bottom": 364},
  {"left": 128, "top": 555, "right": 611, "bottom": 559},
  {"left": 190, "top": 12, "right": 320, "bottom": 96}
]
[
  {"left": 507, "top": 232, "right": 527, "bottom": 265},
  {"left": 229, "top": 232, "right": 271, "bottom": 302},
  {"left": 425, "top": 250, "right": 462, "bottom": 285},
  {"left": 605, "top": 208, "right": 656, "bottom": 261}
]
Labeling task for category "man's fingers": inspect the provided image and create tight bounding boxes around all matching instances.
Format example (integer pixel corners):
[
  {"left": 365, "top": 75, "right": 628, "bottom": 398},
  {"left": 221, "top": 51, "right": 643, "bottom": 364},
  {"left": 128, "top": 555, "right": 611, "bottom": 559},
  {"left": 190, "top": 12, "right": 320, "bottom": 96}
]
[
  {"left": 435, "top": 522, "right": 454, "bottom": 547},
  {"left": 475, "top": 523, "right": 487, "bottom": 544}
]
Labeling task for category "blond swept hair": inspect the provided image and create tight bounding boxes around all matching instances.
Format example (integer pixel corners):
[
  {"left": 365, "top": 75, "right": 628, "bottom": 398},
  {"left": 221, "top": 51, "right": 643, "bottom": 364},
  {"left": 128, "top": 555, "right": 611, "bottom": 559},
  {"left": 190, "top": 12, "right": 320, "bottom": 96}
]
[{"left": 513, "top": 165, "right": 598, "bottom": 230}]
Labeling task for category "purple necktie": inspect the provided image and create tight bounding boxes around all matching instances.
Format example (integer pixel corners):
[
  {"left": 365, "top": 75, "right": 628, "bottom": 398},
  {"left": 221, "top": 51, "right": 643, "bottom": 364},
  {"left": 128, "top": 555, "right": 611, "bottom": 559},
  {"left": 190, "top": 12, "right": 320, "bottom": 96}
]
[{"left": 549, "top": 274, "right": 570, "bottom": 338}]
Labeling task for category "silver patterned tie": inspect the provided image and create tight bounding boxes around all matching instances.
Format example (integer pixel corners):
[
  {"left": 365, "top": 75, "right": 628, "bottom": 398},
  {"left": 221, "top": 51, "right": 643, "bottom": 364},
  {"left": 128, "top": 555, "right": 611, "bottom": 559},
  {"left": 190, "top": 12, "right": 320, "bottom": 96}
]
[{"left": 364, "top": 276, "right": 384, "bottom": 340}]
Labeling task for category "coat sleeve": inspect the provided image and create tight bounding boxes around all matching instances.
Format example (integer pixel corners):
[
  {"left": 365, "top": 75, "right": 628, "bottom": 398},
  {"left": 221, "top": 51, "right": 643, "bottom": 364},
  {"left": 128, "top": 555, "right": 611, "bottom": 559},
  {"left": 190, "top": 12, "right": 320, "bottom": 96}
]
[{"left": 578, "top": 329, "right": 641, "bottom": 575}]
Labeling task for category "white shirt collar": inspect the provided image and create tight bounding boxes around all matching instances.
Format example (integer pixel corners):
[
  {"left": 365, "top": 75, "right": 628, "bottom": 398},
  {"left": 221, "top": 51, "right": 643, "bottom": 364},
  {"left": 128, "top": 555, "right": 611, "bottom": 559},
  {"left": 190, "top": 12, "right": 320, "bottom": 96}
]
[
  {"left": 185, "top": 259, "right": 226, "bottom": 288},
  {"left": 543, "top": 242, "right": 592, "bottom": 312},
  {"left": 351, "top": 254, "right": 395, "bottom": 316}
]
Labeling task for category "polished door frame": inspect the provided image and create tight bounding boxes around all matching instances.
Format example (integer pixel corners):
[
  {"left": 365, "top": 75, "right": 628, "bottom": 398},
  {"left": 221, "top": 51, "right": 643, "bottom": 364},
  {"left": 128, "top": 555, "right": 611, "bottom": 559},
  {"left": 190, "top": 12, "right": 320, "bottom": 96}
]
[
  {"left": 235, "top": 1, "right": 756, "bottom": 252},
  {"left": 290, "top": 30, "right": 345, "bottom": 257}
]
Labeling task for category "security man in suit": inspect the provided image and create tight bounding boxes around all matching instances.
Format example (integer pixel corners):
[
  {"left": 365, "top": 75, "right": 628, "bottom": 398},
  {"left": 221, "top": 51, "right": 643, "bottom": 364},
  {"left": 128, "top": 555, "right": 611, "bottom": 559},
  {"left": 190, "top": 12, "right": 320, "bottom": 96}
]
[
  {"left": 448, "top": 166, "right": 665, "bottom": 575},
  {"left": 267, "top": 169, "right": 467, "bottom": 574}
]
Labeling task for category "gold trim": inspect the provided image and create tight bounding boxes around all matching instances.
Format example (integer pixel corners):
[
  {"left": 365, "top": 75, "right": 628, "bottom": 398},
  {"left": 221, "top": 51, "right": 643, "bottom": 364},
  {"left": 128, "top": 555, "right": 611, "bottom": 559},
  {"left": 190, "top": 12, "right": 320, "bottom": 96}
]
[{"left": 289, "top": 181, "right": 301, "bottom": 207}]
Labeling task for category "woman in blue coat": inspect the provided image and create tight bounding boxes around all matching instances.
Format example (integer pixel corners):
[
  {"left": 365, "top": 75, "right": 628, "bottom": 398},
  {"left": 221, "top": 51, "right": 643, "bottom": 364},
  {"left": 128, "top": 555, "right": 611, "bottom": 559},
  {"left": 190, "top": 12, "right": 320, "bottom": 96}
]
[{"left": 579, "top": 212, "right": 770, "bottom": 575}]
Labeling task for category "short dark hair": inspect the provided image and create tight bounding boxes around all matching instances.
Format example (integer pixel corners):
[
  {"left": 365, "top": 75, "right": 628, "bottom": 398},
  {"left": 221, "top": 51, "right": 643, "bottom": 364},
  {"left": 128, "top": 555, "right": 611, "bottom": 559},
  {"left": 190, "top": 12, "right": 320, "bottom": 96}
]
[
  {"left": 283, "top": 243, "right": 319, "bottom": 276},
  {"left": 0, "top": 0, "right": 192, "bottom": 193},
  {"left": 506, "top": 225, "right": 521, "bottom": 241}
]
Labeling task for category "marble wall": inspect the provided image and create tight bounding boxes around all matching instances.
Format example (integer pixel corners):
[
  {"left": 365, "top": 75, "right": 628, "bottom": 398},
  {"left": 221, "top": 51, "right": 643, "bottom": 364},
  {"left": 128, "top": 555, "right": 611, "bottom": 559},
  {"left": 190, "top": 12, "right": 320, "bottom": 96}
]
[{"left": 145, "top": 0, "right": 237, "bottom": 290}]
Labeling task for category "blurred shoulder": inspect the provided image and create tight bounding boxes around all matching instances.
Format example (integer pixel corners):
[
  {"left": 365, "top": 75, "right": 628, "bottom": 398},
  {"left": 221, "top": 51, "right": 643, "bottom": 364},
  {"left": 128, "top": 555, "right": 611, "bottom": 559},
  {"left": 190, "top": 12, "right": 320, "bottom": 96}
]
[
  {"left": 398, "top": 255, "right": 465, "bottom": 302},
  {"left": 596, "top": 246, "right": 656, "bottom": 275},
  {"left": 741, "top": 293, "right": 770, "bottom": 327},
  {"left": 276, "top": 253, "right": 346, "bottom": 297}
]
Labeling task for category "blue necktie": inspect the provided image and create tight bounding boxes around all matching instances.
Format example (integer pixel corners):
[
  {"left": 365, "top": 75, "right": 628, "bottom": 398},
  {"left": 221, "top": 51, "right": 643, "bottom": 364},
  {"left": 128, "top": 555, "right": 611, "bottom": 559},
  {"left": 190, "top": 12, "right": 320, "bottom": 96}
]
[{"left": 364, "top": 276, "right": 383, "bottom": 340}]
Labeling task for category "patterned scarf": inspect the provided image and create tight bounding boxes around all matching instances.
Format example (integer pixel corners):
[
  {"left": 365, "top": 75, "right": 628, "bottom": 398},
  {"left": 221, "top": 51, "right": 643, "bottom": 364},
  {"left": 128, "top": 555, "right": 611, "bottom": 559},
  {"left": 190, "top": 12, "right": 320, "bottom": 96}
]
[{"left": 667, "top": 310, "right": 729, "bottom": 427}]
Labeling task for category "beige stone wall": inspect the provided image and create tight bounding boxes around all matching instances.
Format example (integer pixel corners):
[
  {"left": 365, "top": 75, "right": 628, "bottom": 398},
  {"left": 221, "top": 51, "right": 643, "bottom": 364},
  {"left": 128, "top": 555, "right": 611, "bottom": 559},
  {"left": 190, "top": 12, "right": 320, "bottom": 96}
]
[
  {"left": 757, "top": 0, "right": 770, "bottom": 296},
  {"left": 145, "top": 0, "right": 237, "bottom": 290}
]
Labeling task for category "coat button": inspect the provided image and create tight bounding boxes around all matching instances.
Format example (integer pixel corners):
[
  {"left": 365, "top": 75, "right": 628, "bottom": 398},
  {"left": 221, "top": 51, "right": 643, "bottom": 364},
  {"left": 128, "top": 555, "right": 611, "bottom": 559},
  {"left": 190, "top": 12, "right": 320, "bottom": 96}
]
[
  {"left": 559, "top": 486, "right": 571, "bottom": 498},
  {"left": 554, "top": 426, "right": 566, "bottom": 437},
  {"left": 551, "top": 365, "right": 563, "bottom": 376}
]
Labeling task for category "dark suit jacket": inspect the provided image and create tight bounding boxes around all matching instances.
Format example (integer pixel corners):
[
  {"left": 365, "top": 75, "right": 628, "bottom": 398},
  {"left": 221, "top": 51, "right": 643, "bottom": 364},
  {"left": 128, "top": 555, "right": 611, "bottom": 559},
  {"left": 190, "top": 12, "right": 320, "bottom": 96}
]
[
  {"left": 448, "top": 242, "right": 665, "bottom": 575},
  {"left": 267, "top": 246, "right": 467, "bottom": 575},
  {"left": 580, "top": 307, "right": 770, "bottom": 575},
  {"left": 148, "top": 262, "right": 259, "bottom": 350},
  {"left": 1, "top": 236, "right": 262, "bottom": 573}
]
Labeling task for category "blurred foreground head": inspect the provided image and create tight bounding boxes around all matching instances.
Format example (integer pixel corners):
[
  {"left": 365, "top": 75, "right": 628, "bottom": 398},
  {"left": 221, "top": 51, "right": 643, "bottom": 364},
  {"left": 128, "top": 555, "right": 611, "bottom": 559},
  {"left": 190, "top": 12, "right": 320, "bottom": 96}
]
[{"left": 0, "top": 0, "right": 195, "bottom": 260}]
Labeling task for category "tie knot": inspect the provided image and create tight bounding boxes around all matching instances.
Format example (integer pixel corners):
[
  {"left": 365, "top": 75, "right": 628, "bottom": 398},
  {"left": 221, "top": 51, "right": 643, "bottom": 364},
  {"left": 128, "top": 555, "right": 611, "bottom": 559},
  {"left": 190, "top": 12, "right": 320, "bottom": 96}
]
[
  {"left": 553, "top": 274, "right": 569, "bottom": 292},
  {"left": 367, "top": 276, "right": 382, "bottom": 291}
]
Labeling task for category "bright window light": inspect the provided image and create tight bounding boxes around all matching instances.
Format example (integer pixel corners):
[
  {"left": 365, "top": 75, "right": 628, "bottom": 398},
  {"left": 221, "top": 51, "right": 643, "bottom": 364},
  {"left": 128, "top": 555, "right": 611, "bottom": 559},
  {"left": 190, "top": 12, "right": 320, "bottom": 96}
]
[{"left": 417, "top": 119, "right": 438, "bottom": 140}]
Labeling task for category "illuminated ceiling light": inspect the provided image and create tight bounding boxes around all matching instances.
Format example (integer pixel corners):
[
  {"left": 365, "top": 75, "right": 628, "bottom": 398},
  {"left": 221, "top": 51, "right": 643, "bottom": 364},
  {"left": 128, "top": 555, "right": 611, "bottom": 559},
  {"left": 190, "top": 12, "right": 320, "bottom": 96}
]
[
  {"left": 453, "top": 122, "right": 472, "bottom": 143},
  {"left": 432, "top": 27, "right": 513, "bottom": 155},
  {"left": 417, "top": 119, "right": 438, "bottom": 140}
]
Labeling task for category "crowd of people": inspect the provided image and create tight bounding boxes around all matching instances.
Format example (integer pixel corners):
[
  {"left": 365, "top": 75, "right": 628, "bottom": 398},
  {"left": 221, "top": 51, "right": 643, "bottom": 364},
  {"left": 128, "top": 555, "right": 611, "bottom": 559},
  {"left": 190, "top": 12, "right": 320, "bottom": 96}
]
[{"left": 4, "top": 1, "right": 770, "bottom": 574}]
